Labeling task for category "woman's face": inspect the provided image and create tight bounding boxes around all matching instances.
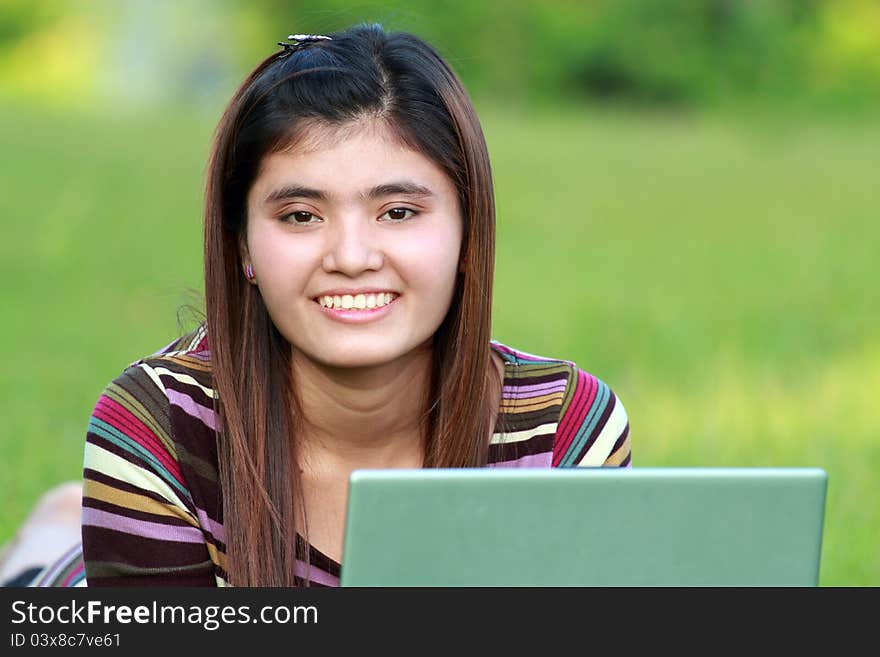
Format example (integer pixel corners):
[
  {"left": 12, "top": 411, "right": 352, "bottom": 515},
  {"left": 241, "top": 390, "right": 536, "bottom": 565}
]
[{"left": 244, "top": 121, "right": 463, "bottom": 370}]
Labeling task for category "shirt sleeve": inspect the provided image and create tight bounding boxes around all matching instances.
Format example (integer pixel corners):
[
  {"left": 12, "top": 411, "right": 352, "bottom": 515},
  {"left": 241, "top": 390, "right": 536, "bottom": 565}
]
[
  {"left": 552, "top": 365, "right": 631, "bottom": 468},
  {"left": 81, "top": 362, "right": 215, "bottom": 586}
]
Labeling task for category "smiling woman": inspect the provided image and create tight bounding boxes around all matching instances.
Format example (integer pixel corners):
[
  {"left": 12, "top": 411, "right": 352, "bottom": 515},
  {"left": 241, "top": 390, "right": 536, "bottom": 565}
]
[
  {"left": 243, "top": 127, "right": 463, "bottom": 371},
  {"left": 3, "top": 23, "right": 630, "bottom": 588}
]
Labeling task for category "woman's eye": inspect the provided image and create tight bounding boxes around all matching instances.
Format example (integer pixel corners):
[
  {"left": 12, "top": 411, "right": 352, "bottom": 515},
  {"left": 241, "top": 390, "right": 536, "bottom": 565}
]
[
  {"left": 382, "top": 207, "right": 416, "bottom": 222},
  {"left": 284, "top": 211, "right": 320, "bottom": 224}
]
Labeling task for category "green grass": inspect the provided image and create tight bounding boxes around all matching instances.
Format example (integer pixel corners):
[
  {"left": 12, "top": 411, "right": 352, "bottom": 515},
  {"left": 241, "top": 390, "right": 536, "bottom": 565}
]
[{"left": 1, "top": 100, "right": 877, "bottom": 585}]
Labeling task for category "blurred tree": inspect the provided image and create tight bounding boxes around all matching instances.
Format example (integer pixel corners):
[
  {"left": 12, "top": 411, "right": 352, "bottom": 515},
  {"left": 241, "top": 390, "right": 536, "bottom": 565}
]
[
  {"left": 1, "top": 0, "right": 878, "bottom": 111},
  {"left": 0, "top": 0, "right": 63, "bottom": 47},
  {"left": 809, "top": 0, "right": 880, "bottom": 105}
]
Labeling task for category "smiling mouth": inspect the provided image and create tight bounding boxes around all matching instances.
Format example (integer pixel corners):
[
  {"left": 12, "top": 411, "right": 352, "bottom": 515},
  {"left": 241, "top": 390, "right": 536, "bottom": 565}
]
[{"left": 314, "top": 292, "right": 399, "bottom": 310}]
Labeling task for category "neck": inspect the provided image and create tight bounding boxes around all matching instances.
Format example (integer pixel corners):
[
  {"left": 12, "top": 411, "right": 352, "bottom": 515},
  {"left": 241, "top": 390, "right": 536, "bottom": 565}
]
[{"left": 291, "top": 342, "right": 433, "bottom": 477}]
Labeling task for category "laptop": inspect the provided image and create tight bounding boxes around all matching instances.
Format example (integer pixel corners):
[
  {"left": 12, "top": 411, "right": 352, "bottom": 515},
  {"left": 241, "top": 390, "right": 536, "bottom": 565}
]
[{"left": 339, "top": 467, "right": 827, "bottom": 586}]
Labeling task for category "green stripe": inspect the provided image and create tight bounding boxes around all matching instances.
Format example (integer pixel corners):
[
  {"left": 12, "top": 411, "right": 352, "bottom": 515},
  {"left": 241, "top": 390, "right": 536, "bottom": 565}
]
[{"left": 86, "top": 559, "right": 213, "bottom": 578}]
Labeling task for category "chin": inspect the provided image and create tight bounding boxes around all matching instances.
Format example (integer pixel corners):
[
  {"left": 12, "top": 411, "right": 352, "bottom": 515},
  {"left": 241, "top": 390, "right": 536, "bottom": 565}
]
[{"left": 313, "top": 345, "right": 408, "bottom": 370}]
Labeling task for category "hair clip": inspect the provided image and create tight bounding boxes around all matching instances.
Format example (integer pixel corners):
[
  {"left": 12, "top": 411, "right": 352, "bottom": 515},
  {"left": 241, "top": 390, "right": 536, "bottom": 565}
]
[{"left": 277, "top": 34, "right": 332, "bottom": 52}]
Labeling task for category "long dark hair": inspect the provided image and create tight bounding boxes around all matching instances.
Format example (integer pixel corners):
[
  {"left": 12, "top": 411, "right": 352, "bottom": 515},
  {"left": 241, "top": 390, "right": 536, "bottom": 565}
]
[{"left": 204, "top": 23, "right": 499, "bottom": 586}]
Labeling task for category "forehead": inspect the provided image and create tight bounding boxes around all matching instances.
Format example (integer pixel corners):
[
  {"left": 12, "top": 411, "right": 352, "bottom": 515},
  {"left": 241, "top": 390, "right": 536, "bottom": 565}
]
[
  {"left": 250, "top": 119, "right": 455, "bottom": 202},
  {"left": 283, "top": 116, "right": 399, "bottom": 155}
]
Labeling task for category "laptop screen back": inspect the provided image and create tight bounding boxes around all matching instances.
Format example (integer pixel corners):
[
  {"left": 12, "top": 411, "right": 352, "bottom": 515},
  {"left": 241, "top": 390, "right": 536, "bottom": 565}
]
[{"left": 339, "top": 467, "right": 827, "bottom": 586}]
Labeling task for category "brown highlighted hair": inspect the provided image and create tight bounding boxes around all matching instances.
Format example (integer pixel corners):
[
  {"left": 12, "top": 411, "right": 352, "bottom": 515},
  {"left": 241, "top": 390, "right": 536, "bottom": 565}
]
[{"left": 204, "top": 23, "right": 499, "bottom": 586}]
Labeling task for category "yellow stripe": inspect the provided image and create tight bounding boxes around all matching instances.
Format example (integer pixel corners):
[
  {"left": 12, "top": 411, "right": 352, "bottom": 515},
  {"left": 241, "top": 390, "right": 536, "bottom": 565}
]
[
  {"left": 206, "top": 542, "right": 228, "bottom": 572},
  {"left": 602, "top": 433, "right": 632, "bottom": 466},
  {"left": 84, "top": 442, "right": 193, "bottom": 516},
  {"left": 86, "top": 479, "right": 197, "bottom": 527},
  {"left": 160, "top": 354, "right": 212, "bottom": 372},
  {"left": 501, "top": 393, "right": 562, "bottom": 413}
]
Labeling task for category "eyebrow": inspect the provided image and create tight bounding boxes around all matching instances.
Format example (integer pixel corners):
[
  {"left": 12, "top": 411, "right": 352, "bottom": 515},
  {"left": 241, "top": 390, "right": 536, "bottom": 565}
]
[{"left": 263, "top": 180, "right": 436, "bottom": 205}]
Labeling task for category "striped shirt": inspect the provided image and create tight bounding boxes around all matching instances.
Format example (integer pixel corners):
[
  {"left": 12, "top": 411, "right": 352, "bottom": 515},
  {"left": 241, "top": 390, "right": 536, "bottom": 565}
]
[{"left": 51, "top": 325, "right": 630, "bottom": 586}]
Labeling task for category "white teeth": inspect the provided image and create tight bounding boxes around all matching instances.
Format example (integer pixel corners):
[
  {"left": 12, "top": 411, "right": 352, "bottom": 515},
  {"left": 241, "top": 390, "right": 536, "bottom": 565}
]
[{"left": 318, "top": 293, "right": 397, "bottom": 310}]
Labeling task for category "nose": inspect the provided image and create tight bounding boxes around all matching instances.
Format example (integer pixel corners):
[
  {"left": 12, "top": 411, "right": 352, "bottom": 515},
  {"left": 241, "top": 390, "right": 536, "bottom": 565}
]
[{"left": 321, "top": 215, "right": 384, "bottom": 276}]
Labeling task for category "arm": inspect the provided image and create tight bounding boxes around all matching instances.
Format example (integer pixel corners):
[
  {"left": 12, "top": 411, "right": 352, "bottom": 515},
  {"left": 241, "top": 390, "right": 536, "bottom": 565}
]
[
  {"left": 552, "top": 365, "right": 631, "bottom": 468},
  {"left": 81, "top": 363, "right": 215, "bottom": 586}
]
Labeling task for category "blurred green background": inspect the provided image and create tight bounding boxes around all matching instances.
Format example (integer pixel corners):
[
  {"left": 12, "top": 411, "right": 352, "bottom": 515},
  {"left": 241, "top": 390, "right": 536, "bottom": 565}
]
[{"left": 1, "top": 0, "right": 877, "bottom": 585}]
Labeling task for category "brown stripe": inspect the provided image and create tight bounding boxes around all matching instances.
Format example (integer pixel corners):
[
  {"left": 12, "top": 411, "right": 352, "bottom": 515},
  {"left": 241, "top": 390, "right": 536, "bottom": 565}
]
[
  {"left": 489, "top": 433, "right": 554, "bottom": 461},
  {"left": 83, "top": 527, "right": 211, "bottom": 570},
  {"left": 504, "top": 368, "right": 572, "bottom": 386},
  {"left": 167, "top": 411, "right": 220, "bottom": 480},
  {"left": 497, "top": 406, "right": 560, "bottom": 430}
]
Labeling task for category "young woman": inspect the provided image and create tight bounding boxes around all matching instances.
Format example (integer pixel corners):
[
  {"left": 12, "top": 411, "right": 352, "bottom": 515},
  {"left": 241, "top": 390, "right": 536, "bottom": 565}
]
[{"left": 5, "top": 23, "right": 630, "bottom": 587}]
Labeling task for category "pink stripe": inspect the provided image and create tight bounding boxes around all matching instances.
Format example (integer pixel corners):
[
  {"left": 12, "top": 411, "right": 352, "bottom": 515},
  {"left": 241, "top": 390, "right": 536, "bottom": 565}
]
[
  {"left": 554, "top": 371, "right": 588, "bottom": 449},
  {"left": 195, "top": 334, "right": 209, "bottom": 351},
  {"left": 294, "top": 560, "right": 340, "bottom": 586},
  {"left": 553, "top": 371, "right": 597, "bottom": 465},
  {"left": 502, "top": 380, "right": 568, "bottom": 396},
  {"left": 95, "top": 397, "right": 157, "bottom": 450},
  {"left": 33, "top": 543, "right": 85, "bottom": 587},
  {"left": 487, "top": 452, "right": 553, "bottom": 468},
  {"left": 95, "top": 397, "right": 185, "bottom": 485},
  {"left": 167, "top": 389, "right": 217, "bottom": 431},
  {"left": 83, "top": 507, "right": 204, "bottom": 544},
  {"left": 196, "top": 507, "right": 226, "bottom": 543},
  {"left": 61, "top": 562, "right": 85, "bottom": 587}
]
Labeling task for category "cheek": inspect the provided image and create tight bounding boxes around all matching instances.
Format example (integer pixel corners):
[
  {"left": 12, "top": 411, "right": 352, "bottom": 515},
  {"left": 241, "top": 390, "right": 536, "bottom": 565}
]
[
  {"left": 248, "top": 230, "right": 317, "bottom": 291},
  {"left": 397, "top": 229, "right": 461, "bottom": 288}
]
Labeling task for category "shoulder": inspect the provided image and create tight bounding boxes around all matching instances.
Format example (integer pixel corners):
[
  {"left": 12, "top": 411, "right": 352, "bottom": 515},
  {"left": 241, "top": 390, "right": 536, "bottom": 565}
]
[
  {"left": 84, "top": 323, "right": 216, "bottom": 495},
  {"left": 490, "top": 340, "right": 630, "bottom": 468},
  {"left": 137, "top": 322, "right": 213, "bottom": 387},
  {"left": 101, "top": 323, "right": 214, "bottom": 421},
  {"left": 137, "top": 323, "right": 216, "bottom": 430}
]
